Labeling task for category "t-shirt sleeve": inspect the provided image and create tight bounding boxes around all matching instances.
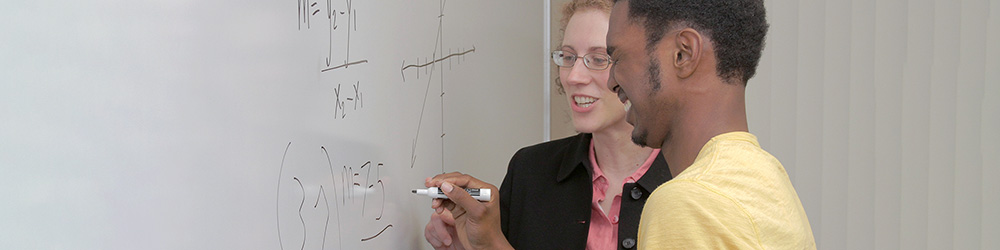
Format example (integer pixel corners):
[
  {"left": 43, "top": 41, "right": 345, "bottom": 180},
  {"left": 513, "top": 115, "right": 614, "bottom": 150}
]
[{"left": 637, "top": 180, "right": 761, "bottom": 250}]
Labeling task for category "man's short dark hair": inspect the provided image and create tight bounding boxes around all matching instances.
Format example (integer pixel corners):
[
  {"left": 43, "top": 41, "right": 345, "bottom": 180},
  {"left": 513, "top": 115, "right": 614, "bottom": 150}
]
[{"left": 615, "top": 0, "right": 769, "bottom": 85}]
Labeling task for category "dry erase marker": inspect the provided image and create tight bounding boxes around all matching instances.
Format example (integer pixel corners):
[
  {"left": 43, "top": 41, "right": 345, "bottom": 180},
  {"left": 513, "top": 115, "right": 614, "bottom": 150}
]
[{"left": 411, "top": 187, "right": 491, "bottom": 202}]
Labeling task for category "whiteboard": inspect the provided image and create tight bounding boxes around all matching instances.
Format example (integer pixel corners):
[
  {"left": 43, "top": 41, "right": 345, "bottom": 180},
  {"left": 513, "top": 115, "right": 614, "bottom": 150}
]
[{"left": 0, "top": 0, "right": 543, "bottom": 249}]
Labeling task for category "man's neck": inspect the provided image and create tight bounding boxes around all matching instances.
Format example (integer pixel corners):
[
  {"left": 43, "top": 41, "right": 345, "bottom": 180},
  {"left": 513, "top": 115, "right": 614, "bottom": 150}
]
[{"left": 661, "top": 83, "right": 748, "bottom": 177}]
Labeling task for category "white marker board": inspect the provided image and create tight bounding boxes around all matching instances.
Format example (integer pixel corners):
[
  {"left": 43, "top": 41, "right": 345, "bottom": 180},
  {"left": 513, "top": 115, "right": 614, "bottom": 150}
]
[{"left": 0, "top": 1, "right": 543, "bottom": 249}]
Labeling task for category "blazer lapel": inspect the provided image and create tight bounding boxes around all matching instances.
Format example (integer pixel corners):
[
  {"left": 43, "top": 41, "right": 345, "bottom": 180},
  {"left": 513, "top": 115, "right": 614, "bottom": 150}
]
[{"left": 556, "top": 133, "right": 593, "bottom": 183}]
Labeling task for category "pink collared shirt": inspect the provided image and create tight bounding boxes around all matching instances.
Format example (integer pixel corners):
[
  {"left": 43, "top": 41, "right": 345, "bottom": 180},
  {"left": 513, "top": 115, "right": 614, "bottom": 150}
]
[{"left": 586, "top": 139, "right": 660, "bottom": 250}]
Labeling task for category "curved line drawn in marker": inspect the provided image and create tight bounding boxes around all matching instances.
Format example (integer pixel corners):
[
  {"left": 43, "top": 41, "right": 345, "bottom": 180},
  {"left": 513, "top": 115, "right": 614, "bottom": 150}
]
[
  {"left": 293, "top": 177, "right": 306, "bottom": 250},
  {"left": 322, "top": 146, "right": 344, "bottom": 249},
  {"left": 276, "top": 142, "right": 291, "bottom": 250},
  {"left": 375, "top": 180, "right": 385, "bottom": 220},
  {"left": 360, "top": 224, "right": 393, "bottom": 242},
  {"left": 313, "top": 186, "right": 330, "bottom": 250}
]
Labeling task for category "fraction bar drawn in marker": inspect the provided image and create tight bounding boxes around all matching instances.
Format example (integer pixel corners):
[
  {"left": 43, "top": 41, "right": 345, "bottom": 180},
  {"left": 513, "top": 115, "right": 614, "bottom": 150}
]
[{"left": 321, "top": 59, "right": 369, "bottom": 72}]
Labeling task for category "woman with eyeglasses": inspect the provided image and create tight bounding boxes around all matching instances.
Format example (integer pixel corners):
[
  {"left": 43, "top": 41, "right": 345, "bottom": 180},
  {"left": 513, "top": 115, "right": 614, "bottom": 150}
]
[{"left": 422, "top": 0, "right": 670, "bottom": 249}]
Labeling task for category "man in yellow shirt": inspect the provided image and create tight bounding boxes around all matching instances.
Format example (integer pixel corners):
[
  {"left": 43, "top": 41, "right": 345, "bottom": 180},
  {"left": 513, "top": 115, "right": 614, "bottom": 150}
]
[{"left": 605, "top": 0, "right": 816, "bottom": 249}]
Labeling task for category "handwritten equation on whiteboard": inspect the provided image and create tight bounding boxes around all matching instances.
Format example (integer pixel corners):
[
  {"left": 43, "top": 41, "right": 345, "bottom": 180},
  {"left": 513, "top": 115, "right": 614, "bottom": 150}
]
[
  {"left": 298, "top": 0, "right": 369, "bottom": 120},
  {"left": 276, "top": 143, "right": 391, "bottom": 249},
  {"left": 297, "top": 0, "right": 368, "bottom": 72}
]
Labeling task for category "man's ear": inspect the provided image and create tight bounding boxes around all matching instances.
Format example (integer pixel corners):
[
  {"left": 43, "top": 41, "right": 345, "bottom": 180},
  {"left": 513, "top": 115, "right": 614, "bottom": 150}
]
[{"left": 673, "top": 28, "right": 702, "bottom": 79}]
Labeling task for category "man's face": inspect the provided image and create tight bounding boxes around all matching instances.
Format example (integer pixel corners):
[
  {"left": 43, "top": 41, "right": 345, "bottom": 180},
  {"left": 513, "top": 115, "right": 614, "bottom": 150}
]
[{"left": 606, "top": 1, "right": 677, "bottom": 148}]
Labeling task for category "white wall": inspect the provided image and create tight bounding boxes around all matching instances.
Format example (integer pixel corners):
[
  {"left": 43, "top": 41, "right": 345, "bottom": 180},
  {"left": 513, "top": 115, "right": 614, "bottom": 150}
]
[{"left": 749, "top": 0, "right": 999, "bottom": 249}]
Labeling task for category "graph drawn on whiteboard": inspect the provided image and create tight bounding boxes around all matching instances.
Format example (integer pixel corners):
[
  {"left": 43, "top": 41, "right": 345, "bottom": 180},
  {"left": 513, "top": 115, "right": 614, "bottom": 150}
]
[{"left": 402, "top": 0, "right": 476, "bottom": 172}]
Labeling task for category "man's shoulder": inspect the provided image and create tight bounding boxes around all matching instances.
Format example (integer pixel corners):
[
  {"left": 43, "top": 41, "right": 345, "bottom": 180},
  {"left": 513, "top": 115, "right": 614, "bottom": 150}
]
[
  {"left": 711, "top": 136, "right": 780, "bottom": 167},
  {"left": 691, "top": 136, "right": 785, "bottom": 186}
]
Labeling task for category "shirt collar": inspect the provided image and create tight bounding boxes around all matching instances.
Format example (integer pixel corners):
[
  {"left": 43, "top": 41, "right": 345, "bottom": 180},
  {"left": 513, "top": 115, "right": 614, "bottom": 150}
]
[
  {"left": 555, "top": 133, "right": 674, "bottom": 188},
  {"left": 589, "top": 138, "right": 661, "bottom": 183}
]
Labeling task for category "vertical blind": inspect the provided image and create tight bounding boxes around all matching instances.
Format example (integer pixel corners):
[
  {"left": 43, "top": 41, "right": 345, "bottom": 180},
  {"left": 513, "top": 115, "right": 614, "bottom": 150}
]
[{"left": 748, "top": 0, "right": 998, "bottom": 249}]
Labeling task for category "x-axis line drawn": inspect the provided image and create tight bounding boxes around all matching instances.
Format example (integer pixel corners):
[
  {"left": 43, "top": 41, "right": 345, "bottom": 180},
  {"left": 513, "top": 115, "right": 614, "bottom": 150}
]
[{"left": 401, "top": 47, "right": 475, "bottom": 72}]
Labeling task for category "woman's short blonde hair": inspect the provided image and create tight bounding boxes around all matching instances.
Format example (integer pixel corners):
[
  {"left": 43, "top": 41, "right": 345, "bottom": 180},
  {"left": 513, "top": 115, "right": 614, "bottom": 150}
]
[{"left": 560, "top": 0, "right": 613, "bottom": 32}]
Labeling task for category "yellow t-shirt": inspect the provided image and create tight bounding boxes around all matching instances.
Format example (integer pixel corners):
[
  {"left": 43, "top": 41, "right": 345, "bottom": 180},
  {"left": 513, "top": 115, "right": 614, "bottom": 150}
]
[{"left": 638, "top": 132, "right": 815, "bottom": 250}]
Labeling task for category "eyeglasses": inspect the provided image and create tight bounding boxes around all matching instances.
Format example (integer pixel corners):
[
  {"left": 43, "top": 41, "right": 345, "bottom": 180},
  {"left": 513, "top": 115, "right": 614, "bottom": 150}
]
[{"left": 551, "top": 50, "right": 613, "bottom": 70}]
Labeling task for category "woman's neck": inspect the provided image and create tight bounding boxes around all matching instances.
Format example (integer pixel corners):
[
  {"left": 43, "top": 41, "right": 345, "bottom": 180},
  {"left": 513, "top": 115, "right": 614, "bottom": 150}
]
[{"left": 591, "top": 121, "right": 653, "bottom": 176}]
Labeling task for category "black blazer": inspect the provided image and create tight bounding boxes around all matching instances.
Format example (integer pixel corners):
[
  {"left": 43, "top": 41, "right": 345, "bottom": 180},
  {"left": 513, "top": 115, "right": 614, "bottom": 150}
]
[{"left": 499, "top": 133, "right": 672, "bottom": 250}]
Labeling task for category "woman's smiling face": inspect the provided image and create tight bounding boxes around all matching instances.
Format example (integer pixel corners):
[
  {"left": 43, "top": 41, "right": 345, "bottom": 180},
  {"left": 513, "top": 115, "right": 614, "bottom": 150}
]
[{"left": 559, "top": 9, "right": 625, "bottom": 134}]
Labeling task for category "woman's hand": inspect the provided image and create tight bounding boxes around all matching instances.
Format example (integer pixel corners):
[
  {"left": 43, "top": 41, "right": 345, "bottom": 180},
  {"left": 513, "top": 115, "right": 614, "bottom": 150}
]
[{"left": 424, "top": 203, "right": 465, "bottom": 249}]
